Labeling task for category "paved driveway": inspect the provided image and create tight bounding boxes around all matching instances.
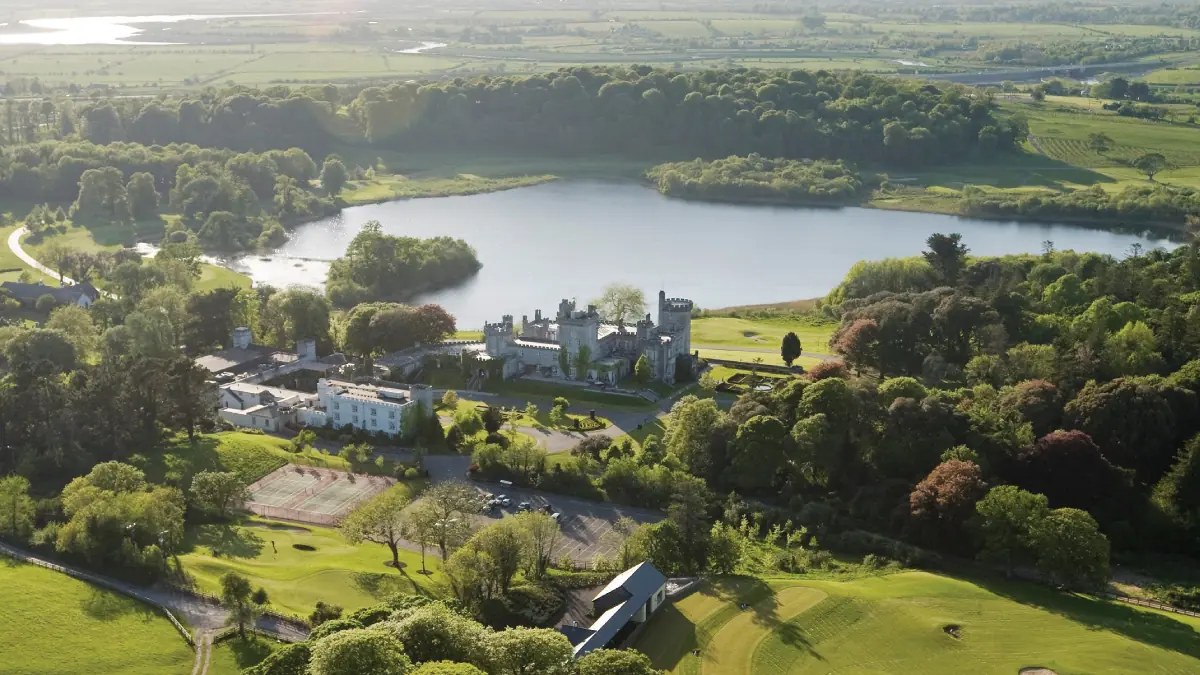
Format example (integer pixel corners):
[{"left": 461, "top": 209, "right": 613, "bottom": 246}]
[{"left": 473, "top": 481, "right": 662, "bottom": 564}]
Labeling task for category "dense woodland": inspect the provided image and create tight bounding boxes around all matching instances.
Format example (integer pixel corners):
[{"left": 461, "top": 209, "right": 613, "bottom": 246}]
[
  {"left": 0, "top": 142, "right": 340, "bottom": 250},
  {"left": 958, "top": 183, "right": 1200, "bottom": 225},
  {"left": 647, "top": 155, "right": 866, "bottom": 204},
  {"left": 465, "top": 235, "right": 1200, "bottom": 598},
  {"left": 40, "top": 67, "right": 1022, "bottom": 168},
  {"left": 347, "top": 68, "right": 1022, "bottom": 165},
  {"left": 326, "top": 223, "right": 482, "bottom": 308}
]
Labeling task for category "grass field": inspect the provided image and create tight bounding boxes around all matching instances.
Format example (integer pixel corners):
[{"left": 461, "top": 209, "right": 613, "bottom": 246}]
[
  {"left": 178, "top": 517, "right": 445, "bottom": 617},
  {"left": 207, "top": 637, "right": 280, "bottom": 675},
  {"left": 0, "top": 223, "right": 56, "bottom": 286},
  {"left": 697, "top": 348, "right": 823, "bottom": 369},
  {"left": 637, "top": 571, "right": 1200, "bottom": 675},
  {"left": 135, "top": 431, "right": 399, "bottom": 489},
  {"left": 692, "top": 317, "right": 836, "bottom": 355},
  {"left": 0, "top": 558, "right": 194, "bottom": 675},
  {"left": 1146, "top": 66, "right": 1200, "bottom": 85}
]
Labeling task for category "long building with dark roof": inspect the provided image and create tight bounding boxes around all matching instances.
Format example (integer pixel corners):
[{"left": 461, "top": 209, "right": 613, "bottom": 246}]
[{"left": 559, "top": 561, "right": 668, "bottom": 658}]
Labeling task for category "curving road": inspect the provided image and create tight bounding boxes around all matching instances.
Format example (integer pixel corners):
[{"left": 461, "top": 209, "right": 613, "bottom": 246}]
[{"left": 8, "top": 225, "right": 71, "bottom": 284}]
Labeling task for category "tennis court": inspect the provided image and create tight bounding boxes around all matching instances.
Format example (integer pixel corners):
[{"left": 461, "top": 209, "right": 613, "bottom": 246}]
[{"left": 245, "top": 464, "right": 396, "bottom": 526}]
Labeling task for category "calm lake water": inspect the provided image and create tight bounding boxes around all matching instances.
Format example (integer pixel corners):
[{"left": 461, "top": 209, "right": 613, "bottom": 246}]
[{"left": 227, "top": 181, "right": 1179, "bottom": 329}]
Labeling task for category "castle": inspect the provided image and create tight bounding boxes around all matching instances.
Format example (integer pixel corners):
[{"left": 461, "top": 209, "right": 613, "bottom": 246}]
[{"left": 482, "top": 291, "right": 694, "bottom": 384}]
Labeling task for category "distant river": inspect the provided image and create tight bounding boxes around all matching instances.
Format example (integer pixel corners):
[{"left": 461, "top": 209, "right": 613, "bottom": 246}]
[
  {"left": 224, "top": 181, "right": 1179, "bottom": 329},
  {"left": 0, "top": 13, "right": 355, "bottom": 45}
]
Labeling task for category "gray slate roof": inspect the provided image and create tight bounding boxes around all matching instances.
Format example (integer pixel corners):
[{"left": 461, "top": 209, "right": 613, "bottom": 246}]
[
  {"left": 569, "top": 561, "right": 666, "bottom": 657},
  {"left": 2, "top": 281, "right": 100, "bottom": 304}
]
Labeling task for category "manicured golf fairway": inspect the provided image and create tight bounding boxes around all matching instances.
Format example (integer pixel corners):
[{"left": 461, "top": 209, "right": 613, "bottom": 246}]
[
  {"left": 636, "top": 572, "right": 1200, "bottom": 675},
  {"left": 178, "top": 518, "right": 446, "bottom": 617},
  {"left": 0, "top": 559, "right": 194, "bottom": 675}
]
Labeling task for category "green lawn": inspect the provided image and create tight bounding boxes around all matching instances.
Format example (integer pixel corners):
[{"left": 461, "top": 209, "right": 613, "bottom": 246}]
[
  {"left": 134, "top": 431, "right": 403, "bottom": 490},
  {"left": 178, "top": 517, "right": 446, "bottom": 618},
  {"left": 489, "top": 377, "right": 655, "bottom": 410},
  {"left": 340, "top": 173, "right": 555, "bottom": 205},
  {"left": 0, "top": 558, "right": 194, "bottom": 675},
  {"left": 697, "top": 348, "right": 823, "bottom": 369},
  {"left": 637, "top": 571, "right": 1200, "bottom": 675},
  {"left": 207, "top": 635, "right": 281, "bottom": 675},
  {"left": 0, "top": 223, "right": 57, "bottom": 285},
  {"left": 447, "top": 398, "right": 613, "bottom": 432},
  {"left": 691, "top": 317, "right": 836, "bottom": 355}
]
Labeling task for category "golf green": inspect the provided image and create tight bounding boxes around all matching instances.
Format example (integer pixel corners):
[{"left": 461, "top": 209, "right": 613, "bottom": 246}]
[{"left": 636, "top": 572, "right": 1200, "bottom": 675}]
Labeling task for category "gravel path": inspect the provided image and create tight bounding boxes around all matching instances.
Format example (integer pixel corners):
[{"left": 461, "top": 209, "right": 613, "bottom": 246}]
[{"left": 8, "top": 225, "right": 70, "bottom": 283}]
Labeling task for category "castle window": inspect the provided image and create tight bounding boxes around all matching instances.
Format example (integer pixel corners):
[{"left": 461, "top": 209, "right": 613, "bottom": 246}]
[
  {"left": 333, "top": 402, "right": 339, "bottom": 411},
  {"left": 371, "top": 409, "right": 377, "bottom": 416}
]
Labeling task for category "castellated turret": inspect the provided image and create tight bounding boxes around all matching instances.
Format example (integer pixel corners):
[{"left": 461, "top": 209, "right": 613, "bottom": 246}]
[
  {"left": 658, "top": 291, "right": 693, "bottom": 355},
  {"left": 484, "top": 315, "right": 514, "bottom": 354}
]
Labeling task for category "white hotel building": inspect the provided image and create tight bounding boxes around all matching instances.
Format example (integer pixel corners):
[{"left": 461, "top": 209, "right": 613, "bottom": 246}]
[
  {"left": 217, "top": 378, "right": 434, "bottom": 438},
  {"left": 307, "top": 379, "right": 435, "bottom": 435}
]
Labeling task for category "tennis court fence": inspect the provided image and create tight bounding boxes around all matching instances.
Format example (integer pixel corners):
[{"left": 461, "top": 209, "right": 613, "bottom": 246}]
[{"left": 247, "top": 503, "right": 343, "bottom": 527}]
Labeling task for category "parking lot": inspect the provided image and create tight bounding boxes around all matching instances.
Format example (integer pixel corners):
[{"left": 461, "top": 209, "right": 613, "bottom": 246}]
[{"left": 473, "top": 482, "right": 663, "bottom": 564}]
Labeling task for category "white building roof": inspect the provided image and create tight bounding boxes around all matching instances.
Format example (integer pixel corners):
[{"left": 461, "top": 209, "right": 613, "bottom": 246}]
[{"left": 325, "top": 380, "right": 413, "bottom": 405}]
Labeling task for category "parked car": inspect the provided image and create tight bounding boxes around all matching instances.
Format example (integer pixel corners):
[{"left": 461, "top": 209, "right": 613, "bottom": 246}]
[
  {"left": 497, "top": 495, "right": 512, "bottom": 507},
  {"left": 541, "top": 504, "right": 553, "bottom": 514},
  {"left": 517, "top": 502, "right": 532, "bottom": 512},
  {"left": 550, "top": 512, "right": 561, "bottom": 522}
]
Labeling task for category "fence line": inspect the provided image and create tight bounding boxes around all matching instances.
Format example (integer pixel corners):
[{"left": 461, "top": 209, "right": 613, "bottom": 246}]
[
  {"left": 246, "top": 502, "right": 344, "bottom": 526},
  {"left": 1101, "top": 592, "right": 1200, "bottom": 618},
  {"left": 0, "top": 544, "right": 193, "bottom": 647}
]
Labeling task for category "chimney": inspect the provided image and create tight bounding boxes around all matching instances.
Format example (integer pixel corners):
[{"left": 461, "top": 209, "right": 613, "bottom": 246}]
[{"left": 232, "top": 326, "right": 253, "bottom": 349}]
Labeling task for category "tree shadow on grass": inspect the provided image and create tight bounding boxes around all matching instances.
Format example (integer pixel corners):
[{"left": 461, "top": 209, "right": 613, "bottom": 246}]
[
  {"left": 185, "top": 523, "right": 265, "bottom": 559},
  {"left": 132, "top": 435, "right": 222, "bottom": 488},
  {"left": 353, "top": 571, "right": 428, "bottom": 601},
  {"left": 223, "top": 635, "right": 278, "bottom": 670},
  {"left": 638, "top": 603, "right": 698, "bottom": 672},
  {"left": 969, "top": 572, "right": 1200, "bottom": 659},
  {"left": 736, "top": 577, "right": 820, "bottom": 660},
  {"left": 80, "top": 587, "right": 152, "bottom": 622},
  {"left": 645, "top": 576, "right": 821, "bottom": 671}
]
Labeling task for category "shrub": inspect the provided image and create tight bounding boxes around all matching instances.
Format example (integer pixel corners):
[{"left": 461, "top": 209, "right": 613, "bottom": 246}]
[
  {"left": 309, "top": 601, "right": 344, "bottom": 627},
  {"left": 479, "top": 582, "right": 565, "bottom": 629},
  {"left": 308, "top": 617, "right": 362, "bottom": 641},
  {"left": 309, "top": 628, "right": 410, "bottom": 675},
  {"left": 404, "top": 467, "right": 420, "bottom": 479},
  {"left": 346, "top": 604, "right": 393, "bottom": 627},
  {"left": 833, "top": 530, "right": 933, "bottom": 567},
  {"left": 411, "top": 663, "right": 487, "bottom": 675},
  {"left": 35, "top": 294, "right": 57, "bottom": 313},
  {"left": 244, "top": 642, "right": 312, "bottom": 675},
  {"left": 807, "top": 361, "right": 849, "bottom": 381}
]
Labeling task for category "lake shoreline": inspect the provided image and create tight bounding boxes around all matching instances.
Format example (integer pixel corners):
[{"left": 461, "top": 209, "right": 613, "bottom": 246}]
[{"left": 219, "top": 181, "right": 1177, "bottom": 327}]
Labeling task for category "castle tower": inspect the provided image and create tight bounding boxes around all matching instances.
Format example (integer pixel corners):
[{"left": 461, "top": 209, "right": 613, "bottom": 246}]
[
  {"left": 657, "top": 290, "right": 694, "bottom": 355},
  {"left": 556, "top": 301, "right": 600, "bottom": 376},
  {"left": 484, "top": 315, "right": 514, "bottom": 354}
]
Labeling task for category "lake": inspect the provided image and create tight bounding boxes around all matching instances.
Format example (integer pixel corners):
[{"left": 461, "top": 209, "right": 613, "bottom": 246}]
[{"left": 226, "top": 181, "right": 1179, "bottom": 329}]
